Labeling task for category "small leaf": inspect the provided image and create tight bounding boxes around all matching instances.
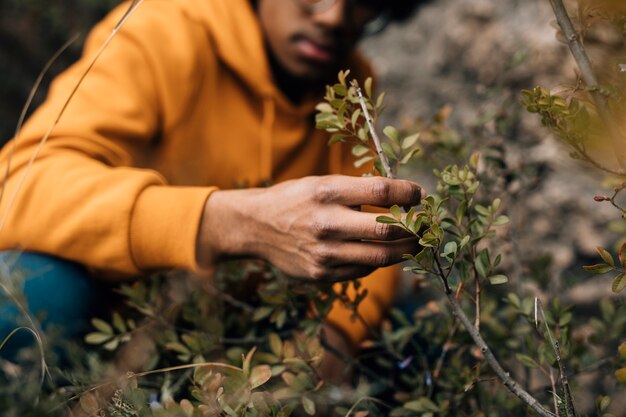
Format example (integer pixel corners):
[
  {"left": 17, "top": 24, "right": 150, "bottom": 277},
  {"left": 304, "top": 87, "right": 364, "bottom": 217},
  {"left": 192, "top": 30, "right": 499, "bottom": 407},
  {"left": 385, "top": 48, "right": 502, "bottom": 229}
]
[
  {"left": 269, "top": 333, "right": 282, "bottom": 357},
  {"left": 376, "top": 215, "right": 398, "bottom": 224},
  {"left": 460, "top": 235, "right": 470, "bottom": 248},
  {"left": 354, "top": 155, "right": 374, "bottom": 168},
  {"left": 351, "top": 144, "right": 370, "bottom": 157},
  {"left": 598, "top": 396, "right": 611, "bottom": 412},
  {"left": 489, "top": 274, "right": 509, "bottom": 285},
  {"left": 612, "top": 273, "right": 626, "bottom": 293},
  {"left": 469, "top": 152, "right": 481, "bottom": 169},
  {"left": 401, "top": 133, "right": 420, "bottom": 150},
  {"left": 383, "top": 126, "right": 400, "bottom": 143},
  {"left": 103, "top": 338, "right": 119, "bottom": 351},
  {"left": 400, "top": 148, "right": 420, "bottom": 164},
  {"left": 618, "top": 342, "right": 626, "bottom": 359},
  {"left": 84, "top": 332, "right": 112, "bottom": 345},
  {"left": 315, "top": 103, "right": 333, "bottom": 113},
  {"left": 390, "top": 205, "right": 402, "bottom": 220},
  {"left": 249, "top": 365, "right": 272, "bottom": 389},
  {"left": 493, "top": 215, "right": 509, "bottom": 226},
  {"left": 253, "top": 306, "right": 273, "bottom": 321},
  {"left": 351, "top": 109, "right": 361, "bottom": 129},
  {"left": 364, "top": 77, "right": 373, "bottom": 98},
  {"left": 112, "top": 312, "right": 126, "bottom": 333},
  {"left": 516, "top": 353, "right": 539, "bottom": 368},
  {"left": 616, "top": 367, "right": 626, "bottom": 383},
  {"left": 582, "top": 264, "right": 613, "bottom": 274},
  {"left": 91, "top": 318, "right": 113, "bottom": 335},
  {"left": 375, "top": 92, "right": 386, "bottom": 108},
  {"left": 302, "top": 395, "right": 316, "bottom": 415},
  {"left": 619, "top": 242, "right": 626, "bottom": 268},
  {"left": 596, "top": 247, "right": 615, "bottom": 267},
  {"left": 328, "top": 134, "right": 348, "bottom": 145},
  {"left": 381, "top": 142, "right": 397, "bottom": 160}
]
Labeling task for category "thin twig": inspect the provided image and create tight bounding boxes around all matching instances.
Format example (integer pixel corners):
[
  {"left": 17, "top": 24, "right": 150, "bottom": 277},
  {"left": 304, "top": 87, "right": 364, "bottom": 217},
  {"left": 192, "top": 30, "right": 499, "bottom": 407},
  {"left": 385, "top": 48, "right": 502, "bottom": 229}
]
[
  {"left": 548, "top": 0, "right": 626, "bottom": 171},
  {"left": 446, "top": 292, "right": 555, "bottom": 417},
  {"left": 351, "top": 80, "right": 395, "bottom": 179},
  {"left": 549, "top": 368, "right": 561, "bottom": 417},
  {"left": 534, "top": 298, "right": 577, "bottom": 417}
]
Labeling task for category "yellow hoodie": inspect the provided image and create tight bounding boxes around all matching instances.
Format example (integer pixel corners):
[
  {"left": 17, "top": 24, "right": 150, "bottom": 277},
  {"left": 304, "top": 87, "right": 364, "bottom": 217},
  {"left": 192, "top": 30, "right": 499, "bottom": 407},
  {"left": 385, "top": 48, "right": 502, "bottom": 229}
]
[{"left": 0, "top": 0, "right": 398, "bottom": 344}]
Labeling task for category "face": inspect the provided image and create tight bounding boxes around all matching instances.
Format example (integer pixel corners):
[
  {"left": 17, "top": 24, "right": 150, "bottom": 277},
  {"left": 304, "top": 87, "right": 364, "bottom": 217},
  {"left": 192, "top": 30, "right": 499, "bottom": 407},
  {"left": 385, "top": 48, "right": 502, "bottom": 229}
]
[{"left": 256, "top": 0, "right": 381, "bottom": 81}]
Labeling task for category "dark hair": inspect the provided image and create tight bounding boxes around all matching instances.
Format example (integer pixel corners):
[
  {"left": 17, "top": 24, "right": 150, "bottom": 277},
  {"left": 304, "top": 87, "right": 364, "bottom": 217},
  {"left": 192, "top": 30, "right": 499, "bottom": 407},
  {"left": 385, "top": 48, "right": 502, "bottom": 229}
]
[{"left": 384, "top": 0, "right": 430, "bottom": 23}]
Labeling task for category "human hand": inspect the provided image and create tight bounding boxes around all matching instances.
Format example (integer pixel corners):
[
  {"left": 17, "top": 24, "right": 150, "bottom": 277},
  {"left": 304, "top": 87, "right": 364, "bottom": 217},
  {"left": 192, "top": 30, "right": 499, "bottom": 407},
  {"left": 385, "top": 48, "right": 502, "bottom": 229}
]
[{"left": 196, "top": 175, "right": 422, "bottom": 281}]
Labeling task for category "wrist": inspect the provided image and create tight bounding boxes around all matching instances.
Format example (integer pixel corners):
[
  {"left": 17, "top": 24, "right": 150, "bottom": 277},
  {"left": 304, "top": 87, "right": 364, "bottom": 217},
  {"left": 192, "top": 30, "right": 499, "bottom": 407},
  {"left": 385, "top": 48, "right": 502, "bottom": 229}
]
[{"left": 195, "top": 188, "right": 261, "bottom": 267}]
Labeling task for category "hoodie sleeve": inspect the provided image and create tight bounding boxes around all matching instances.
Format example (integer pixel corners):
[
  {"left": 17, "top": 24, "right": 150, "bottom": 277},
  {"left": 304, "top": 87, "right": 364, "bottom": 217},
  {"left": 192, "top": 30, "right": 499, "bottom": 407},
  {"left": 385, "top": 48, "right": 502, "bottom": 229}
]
[{"left": 0, "top": 2, "right": 215, "bottom": 276}]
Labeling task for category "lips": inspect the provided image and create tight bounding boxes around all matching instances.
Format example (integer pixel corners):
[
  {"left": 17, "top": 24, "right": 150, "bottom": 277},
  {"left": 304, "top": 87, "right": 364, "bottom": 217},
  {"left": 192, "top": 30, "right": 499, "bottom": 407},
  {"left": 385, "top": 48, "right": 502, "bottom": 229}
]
[{"left": 293, "top": 36, "right": 336, "bottom": 63}]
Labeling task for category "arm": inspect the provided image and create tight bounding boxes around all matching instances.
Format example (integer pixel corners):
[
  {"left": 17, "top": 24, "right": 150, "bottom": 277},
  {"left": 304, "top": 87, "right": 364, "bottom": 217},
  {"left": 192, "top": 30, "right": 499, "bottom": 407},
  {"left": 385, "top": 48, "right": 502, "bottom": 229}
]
[{"left": 0, "top": 3, "right": 213, "bottom": 277}]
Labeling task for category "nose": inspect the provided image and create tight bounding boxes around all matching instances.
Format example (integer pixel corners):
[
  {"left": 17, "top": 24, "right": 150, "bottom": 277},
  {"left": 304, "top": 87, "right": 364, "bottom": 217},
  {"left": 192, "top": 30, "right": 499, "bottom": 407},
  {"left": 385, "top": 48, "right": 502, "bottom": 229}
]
[{"left": 311, "top": 0, "right": 347, "bottom": 28}]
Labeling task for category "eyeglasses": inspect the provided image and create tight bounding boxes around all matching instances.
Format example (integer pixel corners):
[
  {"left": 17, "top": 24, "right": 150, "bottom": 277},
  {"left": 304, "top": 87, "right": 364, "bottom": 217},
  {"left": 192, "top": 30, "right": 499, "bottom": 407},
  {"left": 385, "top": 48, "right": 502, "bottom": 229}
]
[
  {"left": 294, "top": 0, "right": 385, "bottom": 13},
  {"left": 293, "top": 0, "right": 389, "bottom": 34}
]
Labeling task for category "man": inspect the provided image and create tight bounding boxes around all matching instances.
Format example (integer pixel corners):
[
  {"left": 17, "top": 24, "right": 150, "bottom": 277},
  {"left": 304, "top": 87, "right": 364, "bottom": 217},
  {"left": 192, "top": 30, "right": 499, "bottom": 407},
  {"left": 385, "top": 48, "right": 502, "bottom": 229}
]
[{"left": 0, "top": 0, "right": 424, "bottom": 360}]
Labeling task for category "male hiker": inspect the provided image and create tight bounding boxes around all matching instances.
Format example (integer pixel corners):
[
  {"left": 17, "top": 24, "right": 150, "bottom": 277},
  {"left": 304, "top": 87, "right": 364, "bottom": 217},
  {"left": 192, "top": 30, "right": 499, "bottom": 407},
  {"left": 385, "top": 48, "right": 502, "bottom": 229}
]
[{"left": 0, "top": 0, "right": 425, "bottom": 367}]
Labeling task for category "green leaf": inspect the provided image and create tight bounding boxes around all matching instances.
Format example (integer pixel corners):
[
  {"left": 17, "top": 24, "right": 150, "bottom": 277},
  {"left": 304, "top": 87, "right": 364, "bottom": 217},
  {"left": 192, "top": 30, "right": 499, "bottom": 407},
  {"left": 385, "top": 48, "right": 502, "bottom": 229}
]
[
  {"left": 619, "top": 342, "right": 626, "bottom": 359},
  {"left": 596, "top": 246, "right": 615, "bottom": 267},
  {"left": 351, "top": 108, "right": 361, "bottom": 129},
  {"left": 253, "top": 306, "right": 273, "bottom": 321},
  {"left": 103, "top": 338, "right": 119, "bottom": 351},
  {"left": 460, "top": 235, "right": 470, "bottom": 248},
  {"left": 619, "top": 242, "right": 626, "bottom": 268},
  {"left": 333, "top": 83, "right": 347, "bottom": 96},
  {"left": 390, "top": 205, "right": 402, "bottom": 220},
  {"left": 364, "top": 77, "right": 373, "bottom": 98},
  {"left": 493, "top": 215, "right": 509, "bottom": 226},
  {"left": 401, "top": 133, "right": 420, "bottom": 150},
  {"left": 269, "top": 333, "right": 282, "bottom": 357},
  {"left": 249, "top": 365, "right": 272, "bottom": 389},
  {"left": 351, "top": 144, "right": 370, "bottom": 157},
  {"left": 612, "top": 273, "right": 626, "bottom": 293},
  {"left": 375, "top": 92, "right": 386, "bottom": 108},
  {"left": 91, "top": 318, "right": 113, "bottom": 335},
  {"left": 381, "top": 142, "right": 397, "bottom": 160},
  {"left": 112, "top": 312, "right": 126, "bottom": 333},
  {"left": 516, "top": 353, "right": 539, "bottom": 368},
  {"left": 383, "top": 126, "right": 400, "bottom": 143},
  {"left": 354, "top": 155, "right": 374, "bottom": 168},
  {"left": 377, "top": 215, "right": 399, "bottom": 224},
  {"left": 582, "top": 264, "right": 613, "bottom": 274},
  {"left": 302, "top": 395, "right": 316, "bottom": 415},
  {"left": 442, "top": 241, "right": 457, "bottom": 257},
  {"left": 328, "top": 133, "right": 348, "bottom": 145},
  {"left": 400, "top": 148, "right": 420, "bottom": 164},
  {"left": 489, "top": 274, "right": 509, "bottom": 285},
  {"left": 84, "top": 332, "right": 112, "bottom": 345},
  {"left": 315, "top": 103, "right": 333, "bottom": 113},
  {"left": 469, "top": 152, "right": 480, "bottom": 169}
]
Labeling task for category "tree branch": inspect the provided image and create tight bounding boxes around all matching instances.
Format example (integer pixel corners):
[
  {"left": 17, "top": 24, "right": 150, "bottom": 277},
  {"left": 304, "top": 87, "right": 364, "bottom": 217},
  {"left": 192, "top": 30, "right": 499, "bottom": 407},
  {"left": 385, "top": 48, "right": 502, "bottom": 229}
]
[
  {"left": 351, "top": 81, "right": 395, "bottom": 179},
  {"left": 548, "top": 0, "right": 626, "bottom": 171},
  {"left": 445, "top": 292, "right": 555, "bottom": 417}
]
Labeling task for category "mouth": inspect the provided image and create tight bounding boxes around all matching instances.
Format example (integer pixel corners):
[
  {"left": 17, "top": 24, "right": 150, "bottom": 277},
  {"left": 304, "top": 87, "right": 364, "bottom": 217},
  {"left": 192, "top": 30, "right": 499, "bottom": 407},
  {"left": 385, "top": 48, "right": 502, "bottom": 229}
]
[{"left": 293, "top": 35, "right": 337, "bottom": 63}]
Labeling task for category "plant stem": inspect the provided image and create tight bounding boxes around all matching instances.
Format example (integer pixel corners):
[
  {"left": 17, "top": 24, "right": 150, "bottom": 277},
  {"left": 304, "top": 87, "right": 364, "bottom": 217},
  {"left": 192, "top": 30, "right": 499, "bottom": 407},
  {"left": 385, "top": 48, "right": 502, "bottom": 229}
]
[
  {"left": 548, "top": 0, "right": 626, "bottom": 171},
  {"left": 351, "top": 80, "right": 395, "bottom": 179},
  {"left": 445, "top": 291, "right": 555, "bottom": 417}
]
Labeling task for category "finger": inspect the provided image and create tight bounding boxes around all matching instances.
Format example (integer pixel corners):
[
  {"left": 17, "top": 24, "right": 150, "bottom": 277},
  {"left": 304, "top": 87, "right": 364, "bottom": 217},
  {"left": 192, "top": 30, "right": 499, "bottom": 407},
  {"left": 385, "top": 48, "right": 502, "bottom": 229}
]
[
  {"left": 314, "top": 175, "right": 423, "bottom": 208},
  {"left": 311, "top": 208, "right": 414, "bottom": 241},
  {"left": 318, "top": 238, "right": 421, "bottom": 268}
]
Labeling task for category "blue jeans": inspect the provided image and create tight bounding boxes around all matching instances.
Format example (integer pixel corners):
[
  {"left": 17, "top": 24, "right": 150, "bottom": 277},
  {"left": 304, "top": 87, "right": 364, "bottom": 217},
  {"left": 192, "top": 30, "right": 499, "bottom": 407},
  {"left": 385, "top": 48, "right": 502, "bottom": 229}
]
[{"left": 0, "top": 251, "right": 110, "bottom": 358}]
